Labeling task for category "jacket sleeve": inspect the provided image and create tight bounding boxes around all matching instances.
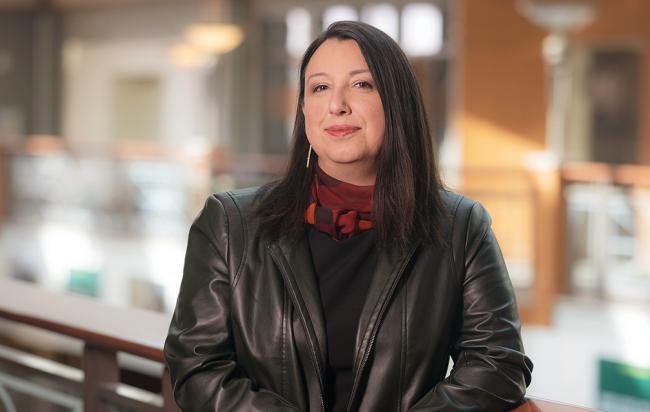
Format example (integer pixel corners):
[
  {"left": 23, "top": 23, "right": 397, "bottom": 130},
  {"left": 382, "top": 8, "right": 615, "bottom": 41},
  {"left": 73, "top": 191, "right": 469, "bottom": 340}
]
[
  {"left": 409, "top": 200, "right": 533, "bottom": 411},
  {"left": 164, "top": 195, "right": 299, "bottom": 411}
]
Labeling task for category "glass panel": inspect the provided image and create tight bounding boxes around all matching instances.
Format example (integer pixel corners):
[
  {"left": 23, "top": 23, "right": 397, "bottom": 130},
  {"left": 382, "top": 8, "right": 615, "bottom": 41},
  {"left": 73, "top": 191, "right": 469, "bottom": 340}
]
[
  {"left": 0, "top": 371, "right": 82, "bottom": 412},
  {"left": 400, "top": 3, "right": 443, "bottom": 57},
  {"left": 0, "top": 152, "right": 200, "bottom": 313},
  {"left": 566, "top": 182, "right": 650, "bottom": 302},
  {"left": 361, "top": 3, "right": 399, "bottom": 40},
  {"left": 286, "top": 8, "right": 311, "bottom": 59},
  {"left": 322, "top": 5, "right": 358, "bottom": 29}
]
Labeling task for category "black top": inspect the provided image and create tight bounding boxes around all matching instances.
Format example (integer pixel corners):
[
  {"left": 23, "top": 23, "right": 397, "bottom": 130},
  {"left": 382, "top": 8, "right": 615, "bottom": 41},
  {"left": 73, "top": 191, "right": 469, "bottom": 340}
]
[{"left": 308, "top": 227, "right": 378, "bottom": 412}]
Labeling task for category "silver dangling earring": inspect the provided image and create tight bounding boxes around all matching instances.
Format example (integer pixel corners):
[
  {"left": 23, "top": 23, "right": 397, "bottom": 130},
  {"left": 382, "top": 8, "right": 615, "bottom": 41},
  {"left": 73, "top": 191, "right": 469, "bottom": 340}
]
[{"left": 306, "top": 145, "right": 313, "bottom": 168}]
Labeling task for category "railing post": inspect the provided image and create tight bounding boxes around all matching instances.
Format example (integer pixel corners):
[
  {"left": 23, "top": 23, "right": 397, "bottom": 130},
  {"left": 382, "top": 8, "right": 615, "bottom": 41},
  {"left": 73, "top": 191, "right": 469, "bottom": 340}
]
[
  {"left": 529, "top": 165, "right": 565, "bottom": 325},
  {"left": 82, "top": 343, "right": 119, "bottom": 412},
  {"left": 0, "top": 147, "right": 8, "bottom": 226}
]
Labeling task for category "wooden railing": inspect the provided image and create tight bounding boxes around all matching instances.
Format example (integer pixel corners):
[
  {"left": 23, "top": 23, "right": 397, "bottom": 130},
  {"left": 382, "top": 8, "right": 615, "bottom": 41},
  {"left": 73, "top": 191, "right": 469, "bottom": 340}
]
[
  {"left": 0, "top": 277, "right": 599, "bottom": 411},
  {"left": 0, "top": 277, "right": 177, "bottom": 411},
  {"left": 562, "top": 161, "right": 650, "bottom": 187},
  {"left": 514, "top": 398, "right": 600, "bottom": 411}
]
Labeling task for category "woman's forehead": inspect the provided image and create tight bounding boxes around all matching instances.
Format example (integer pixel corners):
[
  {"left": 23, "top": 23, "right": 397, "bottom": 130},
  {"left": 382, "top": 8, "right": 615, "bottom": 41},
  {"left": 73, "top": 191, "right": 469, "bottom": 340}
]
[{"left": 305, "top": 39, "right": 369, "bottom": 77}]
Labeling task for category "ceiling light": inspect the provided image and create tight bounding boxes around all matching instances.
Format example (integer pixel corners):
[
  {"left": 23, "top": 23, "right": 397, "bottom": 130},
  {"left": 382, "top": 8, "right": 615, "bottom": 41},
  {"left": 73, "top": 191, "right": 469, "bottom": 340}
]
[
  {"left": 169, "top": 43, "right": 211, "bottom": 69},
  {"left": 184, "top": 23, "right": 244, "bottom": 55}
]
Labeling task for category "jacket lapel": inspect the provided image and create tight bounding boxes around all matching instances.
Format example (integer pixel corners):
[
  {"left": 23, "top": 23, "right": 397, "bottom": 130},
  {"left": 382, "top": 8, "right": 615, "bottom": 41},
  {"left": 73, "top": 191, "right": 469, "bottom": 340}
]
[
  {"left": 347, "top": 239, "right": 420, "bottom": 409},
  {"left": 268, "top": 233, "right": 327, "bottom": 409}
]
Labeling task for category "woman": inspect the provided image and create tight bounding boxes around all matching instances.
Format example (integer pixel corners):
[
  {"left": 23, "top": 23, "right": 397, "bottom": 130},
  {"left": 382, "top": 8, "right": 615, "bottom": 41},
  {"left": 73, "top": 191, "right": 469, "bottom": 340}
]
[{"left": 165, "top": 21, "right": 533, "bottom": 411}]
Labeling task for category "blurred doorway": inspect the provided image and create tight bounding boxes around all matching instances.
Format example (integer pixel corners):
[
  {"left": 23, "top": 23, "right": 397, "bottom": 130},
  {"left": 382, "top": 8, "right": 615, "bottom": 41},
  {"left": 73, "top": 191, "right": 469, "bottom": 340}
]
[
  {"left": 112, "top": 75, "right": 162, "bottom": 141},
  {"left": 567, "top": 46, "right": 642, "bottom": 164}
]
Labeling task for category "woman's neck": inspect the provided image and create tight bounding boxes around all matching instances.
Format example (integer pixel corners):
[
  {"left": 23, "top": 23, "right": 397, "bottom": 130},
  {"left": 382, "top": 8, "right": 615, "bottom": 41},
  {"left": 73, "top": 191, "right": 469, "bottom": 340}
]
[{"left": 316, "top": 161, "right": 376, "bottom": 186}]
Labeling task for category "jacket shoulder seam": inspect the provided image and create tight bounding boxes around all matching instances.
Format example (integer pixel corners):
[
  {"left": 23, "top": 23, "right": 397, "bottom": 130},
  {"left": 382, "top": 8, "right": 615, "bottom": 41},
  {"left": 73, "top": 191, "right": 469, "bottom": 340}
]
[
  {"left": 203, "top": 195, "right": 230, "bottom": 273},
  {"left": 225, "top": 191, "right": 248, "bottom": 289},
  {"left": 464, "top": 202, "right": 492, "bottom": 278}
]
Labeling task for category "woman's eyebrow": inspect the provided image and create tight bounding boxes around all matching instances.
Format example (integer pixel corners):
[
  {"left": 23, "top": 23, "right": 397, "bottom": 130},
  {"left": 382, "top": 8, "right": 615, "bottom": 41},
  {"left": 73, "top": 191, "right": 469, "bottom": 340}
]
[
  {"left": 306, "top": 72, "right": 327, "bottom": 81},
  {"left": 306, "top": 69, "right": 370, "bottom": 82}
]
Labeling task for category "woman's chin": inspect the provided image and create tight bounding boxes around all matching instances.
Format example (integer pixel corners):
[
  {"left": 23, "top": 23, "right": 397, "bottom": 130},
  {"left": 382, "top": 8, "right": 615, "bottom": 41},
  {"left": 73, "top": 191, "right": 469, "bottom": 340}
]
[{"left": 319, "top": 158, "right": 368, "bottom": 172}]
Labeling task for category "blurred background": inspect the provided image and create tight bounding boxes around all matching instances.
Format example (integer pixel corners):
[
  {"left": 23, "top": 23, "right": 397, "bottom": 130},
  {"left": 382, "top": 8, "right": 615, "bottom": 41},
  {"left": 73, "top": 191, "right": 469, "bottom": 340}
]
[{"left": 0, "top": 0, "right": 649, "bottom": 411}]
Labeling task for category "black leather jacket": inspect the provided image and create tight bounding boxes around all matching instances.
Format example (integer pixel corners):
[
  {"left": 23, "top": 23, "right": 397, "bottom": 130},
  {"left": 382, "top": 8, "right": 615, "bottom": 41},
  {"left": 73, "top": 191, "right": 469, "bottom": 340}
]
[{"left": 165, "top": 188, "right": 533, "bottom": 411}]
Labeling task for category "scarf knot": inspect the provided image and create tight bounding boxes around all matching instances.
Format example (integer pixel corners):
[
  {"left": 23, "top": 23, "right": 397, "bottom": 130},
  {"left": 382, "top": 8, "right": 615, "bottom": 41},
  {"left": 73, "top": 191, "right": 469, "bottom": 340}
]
[{"left": 304, "top": 165, "right": 375, "bottom": 240}]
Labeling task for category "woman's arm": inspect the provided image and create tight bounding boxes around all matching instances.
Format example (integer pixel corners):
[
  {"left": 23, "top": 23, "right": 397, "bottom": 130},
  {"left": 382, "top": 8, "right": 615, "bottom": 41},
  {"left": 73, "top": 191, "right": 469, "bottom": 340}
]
[
  {"left": 409, "top": 201, "right": 533, "bottom": 411},
  {"left": 164, "top": 196, "right": 299, "bottom": 412}
]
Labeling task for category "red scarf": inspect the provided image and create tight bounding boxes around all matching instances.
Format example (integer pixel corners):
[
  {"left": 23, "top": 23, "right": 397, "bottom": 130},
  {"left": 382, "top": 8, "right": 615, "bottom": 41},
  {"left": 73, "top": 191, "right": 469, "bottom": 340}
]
[{"left": 304, "top": 165, "right": 375, "bottom": 240}]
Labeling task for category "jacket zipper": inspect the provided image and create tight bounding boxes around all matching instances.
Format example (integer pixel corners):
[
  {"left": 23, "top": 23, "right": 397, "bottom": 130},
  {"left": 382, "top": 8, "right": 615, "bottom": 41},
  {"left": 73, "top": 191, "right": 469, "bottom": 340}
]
[
  {"left": 345, "top": 246, "right": 418, "bottom": 412},
  {"left": 293, "top": 287, "right": 326, "bottom": 412},
  {"left": 270, "top": 248, "right": 326, "bottom": 412}
]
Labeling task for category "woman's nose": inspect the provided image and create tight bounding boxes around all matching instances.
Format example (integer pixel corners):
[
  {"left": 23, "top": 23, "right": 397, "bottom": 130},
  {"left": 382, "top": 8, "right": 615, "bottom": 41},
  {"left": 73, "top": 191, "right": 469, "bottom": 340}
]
[{"left": 328, "top": 87, "right": 350, "bottom": 115}]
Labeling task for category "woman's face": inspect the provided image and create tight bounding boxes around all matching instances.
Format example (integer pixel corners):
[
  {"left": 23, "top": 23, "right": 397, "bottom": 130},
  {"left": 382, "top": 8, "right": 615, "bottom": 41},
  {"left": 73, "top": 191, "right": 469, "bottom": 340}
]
[{"left": 303, "top": 39, "right": 385, "bottom": 186}]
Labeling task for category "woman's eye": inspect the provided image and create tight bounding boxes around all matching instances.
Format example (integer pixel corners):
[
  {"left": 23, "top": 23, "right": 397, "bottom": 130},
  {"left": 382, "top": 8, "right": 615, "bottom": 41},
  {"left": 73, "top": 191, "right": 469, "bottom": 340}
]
[
  {"left": 353, "top": 81, "right": 373, "bottom": 89},
  {"left": 313, "top": 84, "right": 328, "bottom": 93}
]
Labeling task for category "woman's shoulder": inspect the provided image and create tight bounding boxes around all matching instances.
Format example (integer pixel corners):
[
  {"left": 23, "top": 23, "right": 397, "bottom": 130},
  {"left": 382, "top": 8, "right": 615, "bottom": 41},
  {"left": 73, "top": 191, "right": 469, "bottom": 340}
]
[
  {"left": 439, "top": 189, "right": 491, "bottom": 224},
  {"left": 203, "top": 186, "right": 268, "bottom": 219},
  {"left": 438, "top": 189, "right": 493, "bottom": 248},
  {"left": 192, "top": 187, "right": 268, "bottom": 250}
]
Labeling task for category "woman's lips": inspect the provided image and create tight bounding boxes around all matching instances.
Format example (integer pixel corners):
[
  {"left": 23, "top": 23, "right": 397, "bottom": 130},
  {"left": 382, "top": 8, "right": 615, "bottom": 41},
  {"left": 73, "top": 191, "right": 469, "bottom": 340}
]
[{"left": 325, "top": 125, "right": 361, "bottom": 137}]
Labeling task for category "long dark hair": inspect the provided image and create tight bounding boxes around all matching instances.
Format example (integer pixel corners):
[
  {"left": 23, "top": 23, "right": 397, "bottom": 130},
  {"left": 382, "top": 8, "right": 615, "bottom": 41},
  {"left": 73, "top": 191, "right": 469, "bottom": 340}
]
[{"left": 255, "top": 21, "right": 448, "bottom": 249}]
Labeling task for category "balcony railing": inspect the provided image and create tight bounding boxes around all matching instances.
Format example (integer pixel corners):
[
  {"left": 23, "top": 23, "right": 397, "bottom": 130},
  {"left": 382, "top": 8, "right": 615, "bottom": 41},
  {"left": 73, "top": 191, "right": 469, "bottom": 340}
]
[
  {"left": 562, "top": 161, "right": 650, "bottom": 302},
  {"left": 0, "top": 277, "right": 176, "bottom": 411},
  {"left": 0, "top": 277, "right": 599, "bottom": 411}
]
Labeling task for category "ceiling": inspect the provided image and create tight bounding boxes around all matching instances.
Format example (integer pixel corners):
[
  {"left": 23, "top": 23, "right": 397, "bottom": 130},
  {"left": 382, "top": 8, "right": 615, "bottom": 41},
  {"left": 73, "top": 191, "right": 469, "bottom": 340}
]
[{"left": 0, "top": 0, "right": 194, "bottom": 12}]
